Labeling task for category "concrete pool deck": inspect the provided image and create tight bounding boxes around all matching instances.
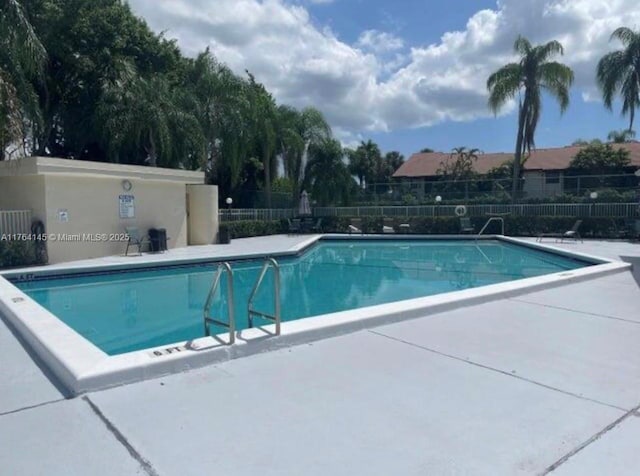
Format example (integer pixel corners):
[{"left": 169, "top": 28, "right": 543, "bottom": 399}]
[{"left": 1, "top": 236, "right": 639, "bottom": 475}]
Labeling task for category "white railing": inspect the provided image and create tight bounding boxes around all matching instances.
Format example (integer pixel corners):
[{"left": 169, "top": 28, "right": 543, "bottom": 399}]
[
  {"left": 219, "top": 208, "right": 295, "bottom": 222},
  {"left": 0, "top": 210, "right": 32, "bottom": 235},
  {"left": 219, "top": 203, "right": 639, "bottom": 221},
  {"left": 313, "top": 203, "right": 640, "bottom": 218}
]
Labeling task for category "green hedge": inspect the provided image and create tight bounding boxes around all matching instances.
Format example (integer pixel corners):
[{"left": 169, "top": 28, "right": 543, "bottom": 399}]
[
  {"left": 365, "top": 189, "right": 639, "bottom": 206},
  {"left": 0, "top": 241, "right": 46, "bottom": 269},
  {"left": 221, "top": 216, "right": 638, "bottom": 239},
  {"left": 224, "top": 220, "right": 288, "bottom": 239},
  {"left": 399, "top": 216, "right": 634, "bottom": 238}
]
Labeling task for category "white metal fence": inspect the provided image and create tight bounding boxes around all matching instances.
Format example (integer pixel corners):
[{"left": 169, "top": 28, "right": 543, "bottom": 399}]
[
  {"left": 220, "top": 203, "right": 639, "bottom": 221},
  {"left": 0, "top": 210, "right": 32, "bottom": 235},
  {"left": 220, "top": 209, "right": 296, "bottom": 222}
]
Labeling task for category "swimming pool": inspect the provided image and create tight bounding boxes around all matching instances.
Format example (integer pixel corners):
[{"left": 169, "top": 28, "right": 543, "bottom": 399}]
[
  {"left": 14, "top": 239, "right": 589, "bottom": 355},
  {"left": 0, "top": 235, "right": 628, "bottom": 394}
]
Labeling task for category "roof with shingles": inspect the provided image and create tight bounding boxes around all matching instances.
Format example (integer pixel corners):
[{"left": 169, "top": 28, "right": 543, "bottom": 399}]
[{"left": 393, "top": 142, "right": 640, "bottom": 178}]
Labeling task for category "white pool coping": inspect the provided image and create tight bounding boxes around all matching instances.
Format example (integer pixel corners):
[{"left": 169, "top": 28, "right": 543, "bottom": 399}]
[{"left": 0, "top": 235, "right": 631, "bottom": 395}]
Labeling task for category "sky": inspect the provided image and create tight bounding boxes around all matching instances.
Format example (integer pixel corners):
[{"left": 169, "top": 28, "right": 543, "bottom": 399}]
[{"left": 127, "top": 0, "right": 639, "bottom": 159}]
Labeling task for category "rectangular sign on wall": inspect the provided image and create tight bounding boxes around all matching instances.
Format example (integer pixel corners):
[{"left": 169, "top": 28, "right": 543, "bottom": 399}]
[
  {"left": 57, "top": 209, "right": 69, "bottom": 222},
  {"left": 119, "top": 195, "right": 135, "bottom": 219}
]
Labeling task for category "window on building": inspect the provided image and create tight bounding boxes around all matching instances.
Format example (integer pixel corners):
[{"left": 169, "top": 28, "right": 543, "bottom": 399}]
[{"left": 545, "top": 172, "right": 560, "bottom": 184}]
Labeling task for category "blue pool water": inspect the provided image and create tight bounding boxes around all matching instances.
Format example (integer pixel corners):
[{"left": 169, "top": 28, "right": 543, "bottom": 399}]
[{"left": 14, "top": 239, "right": 590, "bottom": 355}]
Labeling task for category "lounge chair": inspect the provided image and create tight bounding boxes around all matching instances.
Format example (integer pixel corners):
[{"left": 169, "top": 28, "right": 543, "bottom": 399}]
[
  {"left": 349, "top": 218, "right": 362, "bottom": 234},
  {"left": 382, "top": 218, "right": 395, "bottom": 234},
  {"left": 397, "top": 221, "right": 411, "bottom": 234},
  {"left": 125, "top": 227, "right": 150, "bottom": 256},
  {"left": 311, "top": 218, "right": 323, "bottom": 233},
  {"left": 460, "top": 217, "right": 475, "bottom": 234},
  {"left": 537, "top": 220, "right": 583, "bottom": 243},
  {"left": 623, "top": 219, "right": 640, "bottom": 240},
  {"left": 301, "top": 217, "right": 315, "bottom": 233},
  {"left": 288, "top": 218, "right": 302, "bottom": 234}
]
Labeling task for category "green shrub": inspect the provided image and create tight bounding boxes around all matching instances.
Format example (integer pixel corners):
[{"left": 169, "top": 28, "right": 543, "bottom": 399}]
[
  {"left": 399, "top": 216, "right": 629, "bottom": 238},
  {"left": 220, "top": 215, "right": 635, "bottom": 240},
  {"left": 0, "top": 241, "right": 44, "bottom": 269},
  {"left": 225, "top": 220, "right": 287, "bottom": 239}
]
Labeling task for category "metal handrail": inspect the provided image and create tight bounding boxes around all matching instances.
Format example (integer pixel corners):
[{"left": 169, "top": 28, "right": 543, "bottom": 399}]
[
  {"left": 203, "top": 262, "right": 235, "bottom": 344},
  {"left": 474, "top": 243, "right": 504, "bottom": 264},
  {"left": 248, "top": 257, "right": 281, "bottom": 335},
  {"left": 477, "top": 217, "right": 505, "bottom": 238}
]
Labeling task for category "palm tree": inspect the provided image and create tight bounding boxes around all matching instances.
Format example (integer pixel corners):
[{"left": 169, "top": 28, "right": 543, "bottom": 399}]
[
  {"left": 597, "top": 27, "right": 640, "bottom": 132},
  {"left": 442, "top": 147, "right": 481, "bottom": 178},
  {"left": 277, "top": 105, "right": 331, "bottom": 205},
  {"left": 487, "top": 36, "right": 574, "bottom": 200},
  {"left": 384, "top": 151, "right": 404, "bottom": 171},
  {"left": 305, "top": 138, "right": 354, "bottom": 206},
  {"left": 607, "top": 129, "right": 636, "bottom": 143},
  {"left": 97, "top": 73, "right": 204, "bottom": 168},
  {"left": 0, "top": 0, "right": 46, "bottom": 159},
  {"left": 188, "top": 50, "right": 251, "bottom": 185},
  {"left": 247, "top": 72, "right": 278, "bottom": 207},
  {"left": 348, "top": 139, "right": 381, "bottom": 189}
]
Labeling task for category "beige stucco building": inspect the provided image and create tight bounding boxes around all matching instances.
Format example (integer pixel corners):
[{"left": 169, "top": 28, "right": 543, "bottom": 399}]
[{"left": 0, "top": 157, "right": 219, "bottom": 264}]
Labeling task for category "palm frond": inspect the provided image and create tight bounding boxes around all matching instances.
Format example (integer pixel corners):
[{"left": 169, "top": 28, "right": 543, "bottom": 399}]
[
  {"left": 597, "top": 28, "right": 640, "bottom": 127},
  {"left": 486, "top": 63, "right": 522, "bottom": 113},
  {"left": 513, "top": 36, "right": 532, "bottom": 55},
  {"left": 0, "top": 0, "right": 46, "bottom": 76},
  {"left": 596, "top": 51, "right": 628, "bottom": 109},
  {"left": 539, "top": 62, "right": 574, "bottom": 112},
  {"left": 610, "top": 27, "right": 639, "bottom": 46},
  {"left": 620, "top": 70, "right": 640, "bottom": 130},
  {"left": 535, "top": 40, "right": 564, "bottom": 63}
]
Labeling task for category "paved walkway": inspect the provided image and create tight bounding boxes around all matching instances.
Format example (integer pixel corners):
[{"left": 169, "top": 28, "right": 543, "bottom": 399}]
[{"left": 1, "top": 237, "right": 639, "bottom": 475}]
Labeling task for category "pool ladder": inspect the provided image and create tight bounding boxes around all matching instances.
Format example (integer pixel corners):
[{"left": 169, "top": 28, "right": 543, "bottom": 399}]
[
  {"left": 203, "top": 262, "right": 235, "bottom": 344},
  {"left": 476, "top": 217, "right": 505, "bottom": 239},
  {"left": 248, "top": 257, "right": 281, "bottom": 335}
]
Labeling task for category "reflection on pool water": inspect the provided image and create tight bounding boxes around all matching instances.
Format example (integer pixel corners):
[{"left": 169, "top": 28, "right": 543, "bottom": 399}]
[{"left": 15, "top": 239, "right": 590, "bottom": 355}]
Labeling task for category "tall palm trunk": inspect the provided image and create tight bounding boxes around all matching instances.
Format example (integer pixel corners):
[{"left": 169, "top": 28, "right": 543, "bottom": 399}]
[
  {"left": 263, "top": 152, "right": 272, "bottom": 208},
  {"left": 512, "top": 104, "right": 525, "bottom": 202},
  {"left": 147, "top": 132, "right": 157, "bottom": 167}
]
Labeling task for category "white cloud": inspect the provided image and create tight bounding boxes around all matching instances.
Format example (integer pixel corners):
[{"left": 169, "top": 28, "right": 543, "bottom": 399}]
[
  {"left": 128, "top": 0, "right": 640, "bottom": 140},
  {"left": 356, "top": 30, "right": 404, "bottom": 54}
]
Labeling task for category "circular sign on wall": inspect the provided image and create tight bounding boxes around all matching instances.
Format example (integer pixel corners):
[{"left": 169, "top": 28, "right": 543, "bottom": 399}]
[{"left": 121, "top": 179, "right": 133, "bottom": 191}]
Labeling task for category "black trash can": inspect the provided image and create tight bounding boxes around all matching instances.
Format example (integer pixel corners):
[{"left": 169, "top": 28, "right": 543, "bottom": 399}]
[
  {"left": 148, "top": 228, "right": 168, "bottom": 252},
  {"left": 218, "top": 225, "right": 230, "bottom": 244}
]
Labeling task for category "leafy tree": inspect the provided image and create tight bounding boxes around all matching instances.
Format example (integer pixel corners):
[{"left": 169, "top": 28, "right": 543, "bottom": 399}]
[
  {"left": 597, "top": 27, "right": 640, "bottom": 132},
  {"left": 607, "top": 129, "right": 636, "bottom": 143},
  {"left": 96, "top": 73, "right": 203, "bottom": 167},
  {"left": 569, "top": 143, "right": 631, "bottom": 174},
  {"left": 271, "top": 176, "right": 293, "bottom": 195},
  {"left": 24, "top": 0, "right": 187, "bottom": 158},
  {"left": 572, "top": 138, "right": 604, "bottom": 146},
  {"left": 384, "top": 151, "right": 404, "bottom": 176},
  {"left": 0, "top": 0, "right": 353, "bottom": 211},
  {"left": 419, "top": 147, "right": 434, "bottom": 153},
  {"left": 187, "top": 50, "right": 251, "bottom": 186},
  {"left": 487, "top": 36, "right": 574, "bottom": 200},
  {"left": 367, "top": 150, "right": 404, "bottom": 194},
  {"left": 305, "top": 138, "right": 354, "bottom": 206},
  {"left": 348, "top": 139, "right": 381, "bottom": 188},
  {"left": 0, "top": 0, "right": 46, "bottom": 159},
  {"left": 246, "top": 71, "right": 277, "bottom": 208},
  {"left": 277, "top": 105, "right": 331, "bottom": 205},
  {"left": 277, "top": 105, "right": 305, "bottom": 184},
  {"left": 437, "top": 147, "right": 481, "bottom": 181},
  {"left": 485, "top": 161, "right": 513, "bottom": 180}
]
